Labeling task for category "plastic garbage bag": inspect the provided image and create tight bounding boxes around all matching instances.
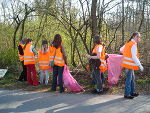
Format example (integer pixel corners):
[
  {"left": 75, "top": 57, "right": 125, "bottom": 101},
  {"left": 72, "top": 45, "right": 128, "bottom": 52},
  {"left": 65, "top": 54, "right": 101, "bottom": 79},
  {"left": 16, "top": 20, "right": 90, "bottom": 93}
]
[
  {"left": 0, "top": 69, "right": 8, "bottom": 78},
  {"left": 107, "top": 54, "right": 123, "bottom": 88},
  {"left": 63, "top": 65, "right": 84, "bottom": 92}
]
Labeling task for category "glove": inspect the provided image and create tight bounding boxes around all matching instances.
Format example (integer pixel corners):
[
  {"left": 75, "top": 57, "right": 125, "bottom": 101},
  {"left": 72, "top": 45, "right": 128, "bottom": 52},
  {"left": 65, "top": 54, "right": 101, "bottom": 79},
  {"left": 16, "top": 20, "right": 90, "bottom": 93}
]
[{"left": 139, "top": 65, "right": 144, "bottom": 72}]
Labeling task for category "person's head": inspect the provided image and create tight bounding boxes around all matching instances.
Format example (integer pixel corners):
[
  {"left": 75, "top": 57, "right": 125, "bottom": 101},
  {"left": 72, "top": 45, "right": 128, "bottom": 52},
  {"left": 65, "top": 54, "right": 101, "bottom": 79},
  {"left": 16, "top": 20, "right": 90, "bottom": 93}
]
[
  {"left": 128, "top": 32, "right": 141, "bottom": 43},
  {"left": 26, "top": 38, "right": 32, "bottom": 43},
  {"left": 41, "top": 40, "right": 48, "bottom": 52},
  {"left": 22, "top": 38, "right": 27, "bottom": 44},
  {"left": 94, "top": 35, "right": 102, "bottom": 45},
  {"left": 52, "top": 34, "right": 62, "bottom": 48},
  {"left": 24, "top": 38, "right": 32, "bottom": 49}
]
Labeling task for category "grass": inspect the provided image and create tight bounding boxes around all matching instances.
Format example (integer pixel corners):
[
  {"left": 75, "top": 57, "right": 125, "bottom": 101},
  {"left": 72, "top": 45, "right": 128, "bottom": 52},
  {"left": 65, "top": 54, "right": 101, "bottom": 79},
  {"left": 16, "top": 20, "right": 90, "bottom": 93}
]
[
  {"left": 0, "top": 73, "right": 17, "bottom": 87},
  {"left": 136, "top": 78, "right": 150, "bottom": 84}
]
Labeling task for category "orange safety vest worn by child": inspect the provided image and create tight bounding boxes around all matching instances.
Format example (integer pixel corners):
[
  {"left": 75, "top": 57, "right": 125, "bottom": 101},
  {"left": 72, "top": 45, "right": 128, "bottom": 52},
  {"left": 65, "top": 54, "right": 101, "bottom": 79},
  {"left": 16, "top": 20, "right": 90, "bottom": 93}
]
[{"left": 38, "top": 50, "right": 50, "bottom": 70}]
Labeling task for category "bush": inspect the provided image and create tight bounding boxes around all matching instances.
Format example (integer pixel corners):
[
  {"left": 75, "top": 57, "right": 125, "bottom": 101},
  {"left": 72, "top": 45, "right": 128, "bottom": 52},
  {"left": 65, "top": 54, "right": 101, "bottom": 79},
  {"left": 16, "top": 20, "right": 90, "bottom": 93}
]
[{"left": 0, "top": 49, "right": 21, "bottom": 74}]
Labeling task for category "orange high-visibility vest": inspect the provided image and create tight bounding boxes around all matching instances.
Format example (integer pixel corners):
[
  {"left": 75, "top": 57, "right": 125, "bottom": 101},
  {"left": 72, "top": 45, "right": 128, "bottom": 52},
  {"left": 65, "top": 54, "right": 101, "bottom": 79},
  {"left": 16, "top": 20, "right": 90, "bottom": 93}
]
[
  {"left": 49, "top": 46, "right": 56, "bottom": 63},
  {"left": 122, "top": 41, "right": 139, "bottom": 70},
  {"left": 38, "top": 50, "right": 50, "bottom": 69},
  {"left": 92, "top": 44, "right": 107, "bottom": 72},
  {"left": 18, "top": 43, "right": 24, "bottom": 61},
  {"left": 49, "top": 45, "right": 65, "bottom": 67},
  {"left": 24, "top": 43, "right": 36, "bottom": 65}
]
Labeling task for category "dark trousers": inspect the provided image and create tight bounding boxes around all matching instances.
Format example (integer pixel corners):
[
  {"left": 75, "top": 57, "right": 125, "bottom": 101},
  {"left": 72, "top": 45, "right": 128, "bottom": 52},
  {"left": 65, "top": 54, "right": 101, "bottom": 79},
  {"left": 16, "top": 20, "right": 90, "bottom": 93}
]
[
  {"left": 91, "top": 72, "right": 104, "bottom": 86},
  {"left": 101, "top": 72, "right": 104, "bottom": 85},
  {"left": 18, "top": 61, "right": 27, "bottom": 81},
  {"left": 51, "top": 65, "right": 64, "bottom": 91},
  {"left": 92, "top": 69, "right": 103, "bottom": 91},
  {"left": 26, "top": 64, "right": 39, "bottom": 86}
]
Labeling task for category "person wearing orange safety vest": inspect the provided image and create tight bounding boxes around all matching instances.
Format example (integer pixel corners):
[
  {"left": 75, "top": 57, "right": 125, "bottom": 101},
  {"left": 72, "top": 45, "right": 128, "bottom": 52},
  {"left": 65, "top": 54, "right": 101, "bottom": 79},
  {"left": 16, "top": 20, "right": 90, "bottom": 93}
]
[
  {"left": 50, "top": 34, "right": 67, "bottom": 93},
  {"left": 87, "top": 35, "right": 107, "bottom": 94},
  {"left": 38, "top": 40, "right": 50, "bottom": 85},
  {"left": 120, "top": 32, "right": 144, "bottom": 99},
  {"left": 17, "top": 38, "right": 27, "bottom": 82},
  {"left": 24, "top": 39, "right": 39, "bottom": 86}
]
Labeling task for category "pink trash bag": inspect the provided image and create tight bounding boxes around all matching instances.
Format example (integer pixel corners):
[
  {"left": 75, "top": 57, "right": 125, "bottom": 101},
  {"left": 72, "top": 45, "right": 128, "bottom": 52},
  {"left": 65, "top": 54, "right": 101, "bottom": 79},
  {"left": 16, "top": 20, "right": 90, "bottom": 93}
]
[
  {"left": 63, "top": 65, "right": 84, "bottom": 92},
  {"left": 107, "top": 54, "right": 123, "bottom": 88}
]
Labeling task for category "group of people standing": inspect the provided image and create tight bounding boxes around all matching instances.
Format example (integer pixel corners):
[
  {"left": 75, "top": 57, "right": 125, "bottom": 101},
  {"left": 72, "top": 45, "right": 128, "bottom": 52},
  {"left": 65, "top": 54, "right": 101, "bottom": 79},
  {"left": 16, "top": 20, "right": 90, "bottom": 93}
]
[
  {"left": 18, "top": 34, "right": 67, "bottom": 93},
  {"left": 17, "top": 32, "right": 144, "bottom": 99}
]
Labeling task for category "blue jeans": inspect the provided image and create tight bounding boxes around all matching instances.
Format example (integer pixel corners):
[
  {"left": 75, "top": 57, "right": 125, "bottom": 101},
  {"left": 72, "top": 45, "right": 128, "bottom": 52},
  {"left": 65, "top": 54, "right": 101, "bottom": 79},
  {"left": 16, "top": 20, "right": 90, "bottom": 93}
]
[
  {"left": 92, "top": 69, "right": 103, "bottom": 91},
  {"left": 124, "top": 69, "right": 135, "bottom": 96},
  {"left": 51, "top": 65, "right": 64, "bottom": 91}
]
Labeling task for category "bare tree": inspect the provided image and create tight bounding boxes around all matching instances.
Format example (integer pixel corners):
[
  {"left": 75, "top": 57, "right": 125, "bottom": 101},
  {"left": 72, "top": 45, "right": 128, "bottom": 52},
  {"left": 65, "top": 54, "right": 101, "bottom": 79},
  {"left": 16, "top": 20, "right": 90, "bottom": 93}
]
[{"left": 91, "top": 0, "right": 98, "bottom": 43}]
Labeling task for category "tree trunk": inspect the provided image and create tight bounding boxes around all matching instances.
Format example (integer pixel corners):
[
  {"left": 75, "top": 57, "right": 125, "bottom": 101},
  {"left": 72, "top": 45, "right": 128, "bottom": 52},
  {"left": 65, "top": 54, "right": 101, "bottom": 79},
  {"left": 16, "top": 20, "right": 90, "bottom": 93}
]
[
  {"left": 91, "top": 0, "right": 98, "bottom": 44},
  {"left": 122, "top": 0, "right": 125, "bottom": 44},
  {"left": 20, "top": 4, "right": 28, "bottom": 41},
  {"left": 138, "top": 0, "right": 146, "bottom": 32}
]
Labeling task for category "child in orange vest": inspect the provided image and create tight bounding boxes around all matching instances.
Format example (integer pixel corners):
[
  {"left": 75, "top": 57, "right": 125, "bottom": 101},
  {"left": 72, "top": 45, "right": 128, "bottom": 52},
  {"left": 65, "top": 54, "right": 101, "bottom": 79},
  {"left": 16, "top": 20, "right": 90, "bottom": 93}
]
[{"left": 38, "top": 40, "right": 50, "bottom": 85}]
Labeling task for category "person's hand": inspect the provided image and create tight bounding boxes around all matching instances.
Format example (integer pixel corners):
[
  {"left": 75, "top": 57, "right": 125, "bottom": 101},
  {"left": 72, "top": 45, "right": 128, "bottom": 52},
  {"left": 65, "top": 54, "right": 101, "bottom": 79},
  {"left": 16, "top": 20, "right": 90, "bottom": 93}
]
[
  {"left": 105, "top": 54, "right": 109, "bottom": 60},
  {"left": 87, "top": 54, "right": 91, "bottom": 59},
  {"left": 139, "top": 65, "right": 144, "bottom": 72}
]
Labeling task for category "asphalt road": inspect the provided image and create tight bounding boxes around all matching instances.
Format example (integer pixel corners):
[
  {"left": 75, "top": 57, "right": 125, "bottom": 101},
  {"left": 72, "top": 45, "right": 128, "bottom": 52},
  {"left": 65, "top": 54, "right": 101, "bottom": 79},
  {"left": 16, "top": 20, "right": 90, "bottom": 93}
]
[{"left": 0, "top": 89, "right": 150, "bottom": 113}]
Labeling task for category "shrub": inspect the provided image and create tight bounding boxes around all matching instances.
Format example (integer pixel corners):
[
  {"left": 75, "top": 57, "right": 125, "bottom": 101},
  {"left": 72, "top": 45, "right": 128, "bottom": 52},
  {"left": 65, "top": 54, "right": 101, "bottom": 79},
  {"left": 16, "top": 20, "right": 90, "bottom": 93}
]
[{"left": 0, "top": 49, "right": 21, "bottom": 74}]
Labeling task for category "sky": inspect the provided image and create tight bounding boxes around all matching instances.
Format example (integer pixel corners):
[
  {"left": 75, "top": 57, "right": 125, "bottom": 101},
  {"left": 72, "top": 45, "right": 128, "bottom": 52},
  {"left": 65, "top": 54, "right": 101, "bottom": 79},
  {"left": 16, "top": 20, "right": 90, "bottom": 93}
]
[
  {"left": 0, "top": 0, "right": 34, "bottom": 22},
  {"left": 0, "top": 0, "right": 137, "bottom": 22}
]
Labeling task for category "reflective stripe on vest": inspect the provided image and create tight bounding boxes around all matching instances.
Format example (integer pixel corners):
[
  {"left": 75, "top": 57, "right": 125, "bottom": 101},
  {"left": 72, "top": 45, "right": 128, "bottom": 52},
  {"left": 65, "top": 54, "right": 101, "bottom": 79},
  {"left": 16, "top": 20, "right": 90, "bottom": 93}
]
[
  {"left": 123, "top": 57, "right": 138, "bottom": 66},
  {"left": 39, "top": 61, "right": 49, "bottom": 63},
  {"left": 54, "top": 60, "right": 64, "bottom": 63},
  {"left": 24, "top": 59, "right": 36, "bottom": 62},
  {"left": 50, "top": 56, "right": 63, "bottom": 60},
  {"left": 122, "top": 61, "right": 138, "bottom": 66},
  {"left": 49, "top": 56, "right": 54, "bottom": 58},
  {"left": 39, "top": 65, "right": 49, "bottom": 66}
]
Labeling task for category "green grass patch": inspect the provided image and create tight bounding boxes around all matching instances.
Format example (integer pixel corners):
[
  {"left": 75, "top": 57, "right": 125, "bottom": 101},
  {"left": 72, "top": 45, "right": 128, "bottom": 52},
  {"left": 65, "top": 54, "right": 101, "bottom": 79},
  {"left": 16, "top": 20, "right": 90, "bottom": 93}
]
[
  {"left": 136, "top": 78, "right": 150, "bottom": 84},
  {"left": 0, "top": 73, "right": 18, "bottom": 87}
]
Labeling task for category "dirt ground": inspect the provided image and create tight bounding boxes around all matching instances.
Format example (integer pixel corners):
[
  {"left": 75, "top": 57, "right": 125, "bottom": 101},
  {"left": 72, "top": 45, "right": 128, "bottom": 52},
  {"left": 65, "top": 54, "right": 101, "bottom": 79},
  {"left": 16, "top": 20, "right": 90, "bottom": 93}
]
[{"left": 0, "top": 70, "right": 149, "bottom": 95}]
